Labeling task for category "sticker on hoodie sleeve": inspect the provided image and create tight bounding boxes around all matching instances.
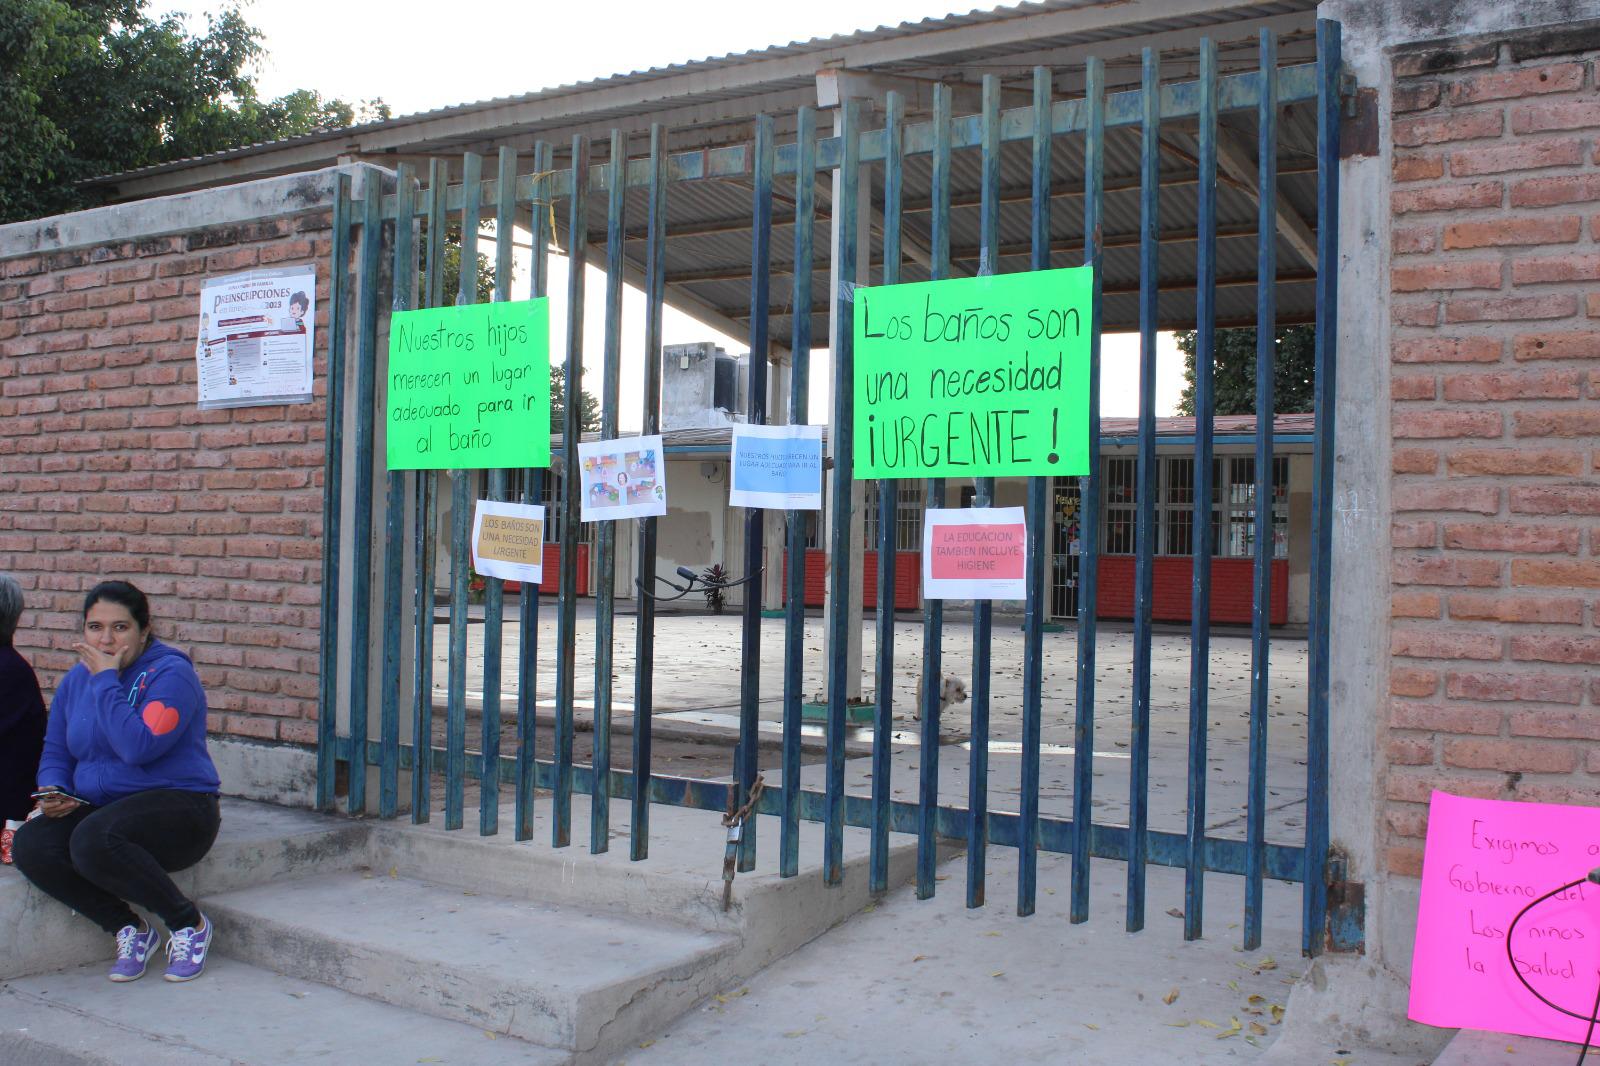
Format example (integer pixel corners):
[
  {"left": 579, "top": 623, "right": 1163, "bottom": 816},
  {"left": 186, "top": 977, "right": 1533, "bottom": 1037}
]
[{"left": 141, "top": 701, "right": 181, "bottom": 736}]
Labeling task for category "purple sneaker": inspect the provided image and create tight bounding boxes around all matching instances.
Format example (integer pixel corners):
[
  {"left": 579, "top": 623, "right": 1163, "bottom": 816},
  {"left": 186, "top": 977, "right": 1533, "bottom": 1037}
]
[
  {"left": 109, "top": 923, "right": 160, "bottom": 982},
  {"left": 163, "top": 913, "right": 213, "bottom": 982}
]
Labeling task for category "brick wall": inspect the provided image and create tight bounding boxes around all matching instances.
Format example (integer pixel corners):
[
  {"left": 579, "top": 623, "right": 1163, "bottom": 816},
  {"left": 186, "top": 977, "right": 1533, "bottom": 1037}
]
[
  {"left": 0, "top": 214, "right": 332, "bottom": 746},
  {"left": 1384, "top": 34, "right": 1600, "bottom": 876}
]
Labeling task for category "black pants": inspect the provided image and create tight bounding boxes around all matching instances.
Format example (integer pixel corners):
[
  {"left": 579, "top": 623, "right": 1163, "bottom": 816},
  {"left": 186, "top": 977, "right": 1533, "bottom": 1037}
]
[{"left": 12, "top": 789, "right": 221, "bottom": 934}]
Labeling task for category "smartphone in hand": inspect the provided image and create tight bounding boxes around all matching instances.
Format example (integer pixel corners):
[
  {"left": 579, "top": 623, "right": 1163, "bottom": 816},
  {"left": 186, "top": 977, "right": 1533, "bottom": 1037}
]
[{"left": 31, "top": 788, "right": 91, "bottom": 807}]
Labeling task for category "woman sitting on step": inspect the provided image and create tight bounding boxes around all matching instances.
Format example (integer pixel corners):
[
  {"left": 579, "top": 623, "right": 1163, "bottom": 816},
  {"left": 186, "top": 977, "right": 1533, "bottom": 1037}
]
[{"left": 12, "top": 580, "right": 222, "bottom": 983}]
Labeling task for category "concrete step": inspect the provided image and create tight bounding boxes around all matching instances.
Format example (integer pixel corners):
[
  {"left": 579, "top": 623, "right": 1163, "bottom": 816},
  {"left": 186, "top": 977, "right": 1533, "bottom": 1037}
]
[
  {"left": 207, "top": 869, "right": 740, "bottom": 1058},
  {"left": 0, "top": 955, "right": 565, "bottom": 1066},
  {"left": 1432, "top": 1030, "right": 1583, "bottom": 1064}
]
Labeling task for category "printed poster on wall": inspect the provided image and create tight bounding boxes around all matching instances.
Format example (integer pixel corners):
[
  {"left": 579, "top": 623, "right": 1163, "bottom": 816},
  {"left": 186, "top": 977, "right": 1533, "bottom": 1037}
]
[
  {"left": 196, "top": 268, "right": 316, "bottom": 409},
  {"left": 1407, "top": 790, "right": 1600, "bottom": 1045},
  {"left": 470, "top": 500, "right": 546, "bottom": 584},
  {"left": 922, "top": 506, "right": 1027, "bottom": 600},
  {"left": 729, "top": 424, "right": 824, "bottom": 510},
  {"left": 578, "top": 435, "right": 667, "bottom": 521}
]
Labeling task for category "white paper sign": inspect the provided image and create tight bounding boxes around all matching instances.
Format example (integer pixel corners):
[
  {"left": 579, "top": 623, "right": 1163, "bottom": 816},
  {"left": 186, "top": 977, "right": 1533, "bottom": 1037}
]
[
  {"left": 195, "top": 268, "right": 315, "bottom": 409},
  {"left": 922, "top": 506, "right": 1028, "bottom": 600},
  {"left": 470, "top": 500, "right": 546, "bottom": 583},
  {"left": 578, "top": 435, "right": 667, "bottom": 520},
  {"left": 729, "top": 424, "right": 823, "bottom": 510}
]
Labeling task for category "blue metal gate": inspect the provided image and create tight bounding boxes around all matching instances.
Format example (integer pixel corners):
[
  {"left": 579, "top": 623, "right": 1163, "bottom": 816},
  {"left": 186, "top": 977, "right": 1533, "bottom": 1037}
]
[{"left": 317, "top": 21, "right": 1347, "bottom": 954}]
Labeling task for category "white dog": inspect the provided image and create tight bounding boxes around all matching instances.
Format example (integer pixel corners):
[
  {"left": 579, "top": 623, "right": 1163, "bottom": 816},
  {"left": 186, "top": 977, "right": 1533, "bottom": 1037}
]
[{"left": 912, "top": 672, "right": 968, "bottom": 721}]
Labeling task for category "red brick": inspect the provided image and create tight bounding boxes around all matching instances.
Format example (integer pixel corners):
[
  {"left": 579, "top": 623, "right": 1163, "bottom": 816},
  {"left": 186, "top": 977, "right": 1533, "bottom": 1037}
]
[
  {"left": 1443, "top": 215, "right": 1581, "bottom": 249},
  {"left": 1393, "top": 484, "right": 1500, "bottom": 513},
  {"left": 1448, "top": 593, "right": 1584, "bottom": 624},
  {"left": 1389, "top": 700, "right": 1502, "bottom": 736},
  {"left": 1387, "top": 846, "right": 1425, "bottom": 878},
  {"left": 1394, "top": 154, "right": 1445, "bottom": 182},
  {"left": 1446, "top": 669, "right": 1585, "bottom": 704},
  {"left": 1388, "top": 737, "right": 1436, "bottom": 765},
  {"left": 1393, "top": 337, "right": 1503, "bottom": 363},
  {"left": 1511, "top": 558, "right": 1600, "bottom": 587},
  {"left": 1390, "top": 667, "right": 1440, "bottom": 698},
  {"left": 1510, "top": 635, "right": 1600, "bottom": 665},
  {"left": 1511, "top": 100, "right": 1600, "bottom": 134},
  {"left": 1513, "top": 332, "right": 1600, "bottom": 360},
  {"left": 1394, "top": 110, "right": 1504, "bottom": 147},
  {"left": 1450, "top": 139, "right": 1584, "bottom": 176},
  {"left": 1393, "top": 181, "right": 1503, "bottom": 215},
  {"left": 1392, "top": 628, "right": 1502, "bottom": 660},
  {"left": 1392, "top": 259, "right": 1502, "bottom": 292},
  {"left": 1446, "top": 448, "right": 1584, "bottom": 476},
  {"left": 1445, "top": 294, "right": 1578, "bottom": 322},
  {"left": 1449, "top": 63, "right": 1585, "bottom": 105},
  {"left": 1392, "top": 375, "right": 1438, "bottom": 401},
  {"left": 1394, "top": 300, "right": 1441, "bottom": 326},
  {"left": 1510, "top": 173, "right": 1600, "bottom": 208},
  {"left": 1514, "top": 253, "right": 1600, "bottom": 284},
  {"left": 1443, "top": 738, "right": 1578, "bottom": 773},
  {"left": 1392, "top": 591, "right": 1442, "bottom": 618},
  {"left": 1392, "top": 555, "right": 1503, "bottom": 587},
  {"left": 1509, "top": 486, "right": 1600, "bottom": 515},
  {"left": 1392, "top": 519, "right": 1438, "bottom": 548},
  {"left": 1393, "top": 448, "right": 1439, "bottom": 474},
  {"left": 1443, "top": 522, "right": 1581, "bottom": 553},
  {"left": 1393, "top": 82, "right": 1442, "bottom": 113},
  {"left": 1514, "top": 409, "right": 1600, "bottom": 438},
  {"left": 1392, "top": 410, "right": 1503, "bottom": 438},
  {"left": 1442, "top": 369, "right": 1583, "bottom": 402}
]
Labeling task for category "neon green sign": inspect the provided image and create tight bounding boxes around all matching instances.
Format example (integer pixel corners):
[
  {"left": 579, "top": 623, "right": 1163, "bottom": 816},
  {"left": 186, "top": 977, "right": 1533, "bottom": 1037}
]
[
  {"left": 385, "top": 299, "right": 551, "bottom": 470},
  {"left": 852, "top": 268, "right": 1092, "bottom": 479}
]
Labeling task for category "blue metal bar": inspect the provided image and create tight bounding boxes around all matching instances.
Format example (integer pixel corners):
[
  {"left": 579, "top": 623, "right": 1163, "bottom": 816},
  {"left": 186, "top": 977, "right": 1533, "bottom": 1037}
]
[
  {"left": 477, "top": 146, "right": 517, "bottom": 838},
  {"left": 870, "top": 91, "right": 904, "bottom": 896},
  {"left": 517, "top": 143, "right": 552, "bottom": 843},
  {"left": 966, "top": 74, "right": 1003, "bottom": 912},
  {"left": 554, "top": 137, "right": 589, "bottom": 849},
  {"left": 780, "top": 106, "right": 816, "bottom": 880},
  {"left": 737, "top": 114, "right": 774, "bottom": 873},
  {"left": 445, "top": 151, "right": 483, "bottom": 832},
  {"left": 591, "top": 130, "right": 627, "bottom": 854},
  {"left": 342, "top": 735, "right": 1312, "bottom": 883},
  {"left": 1244, "top": 30, "right": 1279, "bottom": 951},
  {"left": 412, "top": 159, "right": 447, "bottom": 825},
  {"left": 348, "top": 177, "right": 384, "bottom": 816},
  {"left": 1018, "top": 65, "right": 1052, "bottom": 918},
  {"left": 315, "top": 173, "right": 351, "bottom": 813},
  {"left": 313, "top": 174, "right": 348, "bottom": 809},
  {"left": 379, "top": 164, "right": 416, "bottom": 820},
  {"left": 1304, "top": 17, "right": 1341, "bottom": 958},
  {"left": 823, "top": 98, "right": 860, "bottom": 886},
  {"left": 1185, "top": 38, "right": 1219, "bottom": 943},
  {"left": 917, "top": 83, "right": 952, "bottom": 901},
  {"left": 633, "top": 127, "right": 667, "bottom": 861},
  {"left": 1127, "top": 48, "right": 1160, "bottom": 934},
  {"left": 1071, "top": 56, "right": 1105, "bottom": 926}
]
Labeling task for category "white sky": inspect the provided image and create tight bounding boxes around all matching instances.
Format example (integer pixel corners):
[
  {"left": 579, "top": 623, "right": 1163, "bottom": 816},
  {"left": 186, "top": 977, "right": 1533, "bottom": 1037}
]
[{"left": 172, "top": 0, "right": 1183, "bottom": 427}]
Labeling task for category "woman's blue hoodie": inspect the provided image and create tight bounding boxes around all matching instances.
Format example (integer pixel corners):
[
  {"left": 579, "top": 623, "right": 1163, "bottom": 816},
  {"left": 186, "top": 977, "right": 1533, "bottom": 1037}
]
[{"left": 35, "top": 639, "right": 221, "bottom": 805}]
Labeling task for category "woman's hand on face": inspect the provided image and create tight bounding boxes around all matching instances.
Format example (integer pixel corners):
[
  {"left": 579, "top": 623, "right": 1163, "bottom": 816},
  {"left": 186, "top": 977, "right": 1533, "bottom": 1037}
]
[
  {"left": 72, "top": 641, "right": 125, "bottom": 675},
  {"left": 36, "top": 792, "right": 81, "bottom": 818}
]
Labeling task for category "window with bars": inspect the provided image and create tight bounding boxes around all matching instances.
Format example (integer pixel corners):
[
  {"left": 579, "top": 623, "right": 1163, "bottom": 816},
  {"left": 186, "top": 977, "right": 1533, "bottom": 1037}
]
[
  {"left": 864, "top": 482, "right": 924, "bottom": 552},
  {"left": 1103, "top": 454, "right": 1289, "bottom": 559},
  {"left": 1104, "top": 457, "right": 1138, "bottom": 555}
]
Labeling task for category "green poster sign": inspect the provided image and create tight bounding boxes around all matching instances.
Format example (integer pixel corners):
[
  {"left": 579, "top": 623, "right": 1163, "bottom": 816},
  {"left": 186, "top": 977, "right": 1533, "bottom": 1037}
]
[
  {"left": 386, "top": 299, "right": 551, "bottom": 470},
  {"left": 852, "top": 268, "right": 1092, "bottom": 479}
]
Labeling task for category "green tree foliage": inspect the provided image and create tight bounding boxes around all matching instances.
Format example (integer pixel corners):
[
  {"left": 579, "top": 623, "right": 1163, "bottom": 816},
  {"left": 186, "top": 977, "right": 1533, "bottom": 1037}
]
[
  {"left": 1, "top": 0, "right": 388, "bottom": 223},
  {"left": 549, "top": 365, "right": 601, "bottom": 435},
  {"left": 1174, "top": 324, "right": 1317, "bottom": 416}
]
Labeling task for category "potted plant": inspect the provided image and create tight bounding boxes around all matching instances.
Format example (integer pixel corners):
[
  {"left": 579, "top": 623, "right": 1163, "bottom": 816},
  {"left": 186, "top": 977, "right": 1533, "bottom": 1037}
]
[{"left": 701, "top": 563, "right": 727, "bottom": 614}]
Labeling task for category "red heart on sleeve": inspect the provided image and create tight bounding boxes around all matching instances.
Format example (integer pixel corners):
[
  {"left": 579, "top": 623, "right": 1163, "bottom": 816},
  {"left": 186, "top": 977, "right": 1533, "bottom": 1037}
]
[{"left": 141, "top": 701, "right": 181, "bottom": 736}]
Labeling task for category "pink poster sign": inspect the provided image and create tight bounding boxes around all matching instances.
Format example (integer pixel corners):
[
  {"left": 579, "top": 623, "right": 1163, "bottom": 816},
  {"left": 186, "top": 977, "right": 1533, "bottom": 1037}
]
[
  {"left": 1408, "top": 790, "right": 1600, "bottom": 1044},
  {"left": 922, "top": 506, "right": 1027, "bottom": 600}
]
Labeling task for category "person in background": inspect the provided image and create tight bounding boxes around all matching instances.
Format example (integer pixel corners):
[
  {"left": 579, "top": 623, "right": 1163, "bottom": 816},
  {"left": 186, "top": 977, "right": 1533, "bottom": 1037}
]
[
  {"left": 11, "top": 581, "right": 222, "bottom": 983},
  {"left": 0, "top": 574, "right": 46, "bottom": 864}
]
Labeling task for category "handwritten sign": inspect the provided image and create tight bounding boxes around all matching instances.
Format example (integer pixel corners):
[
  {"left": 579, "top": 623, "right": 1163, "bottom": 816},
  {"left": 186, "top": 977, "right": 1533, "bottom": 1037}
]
[
  {"left": 470, "top": 500, "right": 545, "bottom": 583},
  {"left": 922, "top": 507, "right": 1027, "bottom": 600},
  {"left": 578, "top": 435, "right": 667, "bottom": 521},
  {"left": 729, "top": 424, "right": 823, "bottom": 510},
  {"left": 1408, "top": 790, "right": 1600, "bottom": 1044},
  {"left": 852, "top": 269, "right": 1091, "bottom": 479},
  {"left": 385, "top": 299, "right": 550, "bottom": 470}
]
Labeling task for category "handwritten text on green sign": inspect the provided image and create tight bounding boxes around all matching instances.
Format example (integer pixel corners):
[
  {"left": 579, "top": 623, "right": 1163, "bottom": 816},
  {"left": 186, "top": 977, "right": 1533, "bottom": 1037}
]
[
  {"left": 853, "top": 268, "right": 1091, "bottom": 478},
  {"left": 386, "top": 299, "right": 550, "bottom": 470}
]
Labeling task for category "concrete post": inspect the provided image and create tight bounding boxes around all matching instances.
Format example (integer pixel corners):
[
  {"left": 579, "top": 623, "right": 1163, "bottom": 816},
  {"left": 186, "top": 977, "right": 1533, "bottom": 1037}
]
[{"left": 761, "top": 363, "right": 790, "bottom": 610}]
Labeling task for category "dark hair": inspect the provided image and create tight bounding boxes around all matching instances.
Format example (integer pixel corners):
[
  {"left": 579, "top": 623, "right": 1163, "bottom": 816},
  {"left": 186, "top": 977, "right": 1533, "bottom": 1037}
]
[
  {"left": 289, "top": 292, "right": 309, "bottom": 311},
  {"left": 83, "top": 580, "right": 151, "bottom": 630}
]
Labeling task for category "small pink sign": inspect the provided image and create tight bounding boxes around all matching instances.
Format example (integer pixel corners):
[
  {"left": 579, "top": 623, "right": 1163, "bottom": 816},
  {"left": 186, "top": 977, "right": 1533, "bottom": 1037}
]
[
  {"left": 928, "top": 522, "right": 1026, "bottom": 580},
  {"left": 1408, "top": 791, "right": 1600, "bottom": 1044}
]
